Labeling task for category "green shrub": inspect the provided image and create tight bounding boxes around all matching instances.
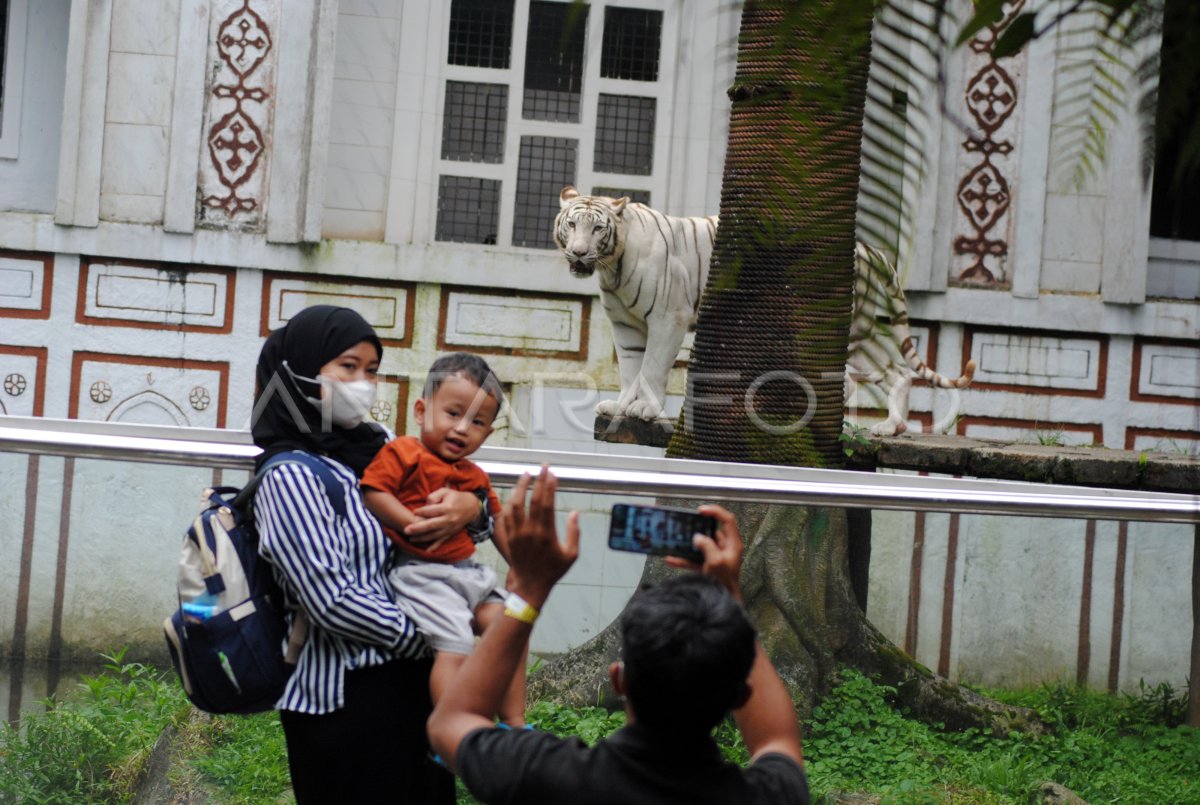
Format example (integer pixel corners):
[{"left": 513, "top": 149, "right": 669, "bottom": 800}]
[
  {"left": 0, "top": 649, "right": 190, "bottom": 804},
  {"left": 4, "top": 658, "right": 1196, "bottom": 805}
]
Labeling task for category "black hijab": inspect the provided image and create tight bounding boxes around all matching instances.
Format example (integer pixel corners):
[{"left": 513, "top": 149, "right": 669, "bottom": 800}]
[{"left": 253, "top": 305, "right": 387, "bottom": 476}]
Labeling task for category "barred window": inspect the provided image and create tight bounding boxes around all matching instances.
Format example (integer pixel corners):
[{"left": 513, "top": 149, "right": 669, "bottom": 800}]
[
  {"left": 437, "top": 175, "right": 501, "bottom": 244},
  {"left": 593, "top": 187, "right": 650, "bottom": 206},
  {"left": 430, "top": 1, "right": 670, "bottom": 250},
  {"left": 601, "top": 7, "right": 662, "bottom": 81},
  {"left": 594, "top": 94, "right": 655, "bottom": 175},
  {"left": 514, "top": 136, "right": 577, "bottom": 248},
  {"left": 448, "top": 0, "right": 515, "bottom": 69},
  {"left": 523, "top": 1, "right": 588, "bottom": 122},
  {"left": 442, "top": 81, "right": 508, "bottom": 163}
]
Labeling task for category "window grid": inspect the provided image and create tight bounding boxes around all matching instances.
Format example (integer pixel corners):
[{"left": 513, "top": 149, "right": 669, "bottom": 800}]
[
  {"left": 601, "top": 6, "right": 662, "bottom": 81},
  {"left": 593, "top": 187, "right": 651, "bottom": 206},
  {"left": 435, "top": 1, "right": 669, "bottom": 249},
  {"left": 522, "top": 0, "right": 588, "bottom": 122},
  {"left": 447, "top": 0, "right": 515, "bottom": 69},
  {"left": 442, "top": 81, "right": 508, "bottom": 163},
  {"left": 514, "top": 136, "right": 578, "bottom": 249},
  {"left": 436, "top": 175, "right": 501, "bottom": 245},
  {"left": 594, "top": 94, "right": 656, "bottom": 175}
]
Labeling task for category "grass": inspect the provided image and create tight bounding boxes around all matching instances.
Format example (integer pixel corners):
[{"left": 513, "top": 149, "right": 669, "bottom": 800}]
[
  {"left": 802, "top": 670, "right": 1197, "bottom": 803},
  {"left": 0, "top": 650, "right": 191, "bottom": 804},
  {"left": 2, "top": 657, "right": 1195, "bottom": 804}
]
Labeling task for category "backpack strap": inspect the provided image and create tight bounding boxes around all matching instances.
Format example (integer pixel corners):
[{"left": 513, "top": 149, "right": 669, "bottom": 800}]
[
  {"left": 234, "top": 450, "right": 349, "bottom": 519},
  {"left": 238, "top": 451, "right": 350, "bottom": 666}
]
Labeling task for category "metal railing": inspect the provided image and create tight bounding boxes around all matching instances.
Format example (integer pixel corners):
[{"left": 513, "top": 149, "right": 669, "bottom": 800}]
[{"left": 0, "top": 415, "right": 1196, "bottom": 523}]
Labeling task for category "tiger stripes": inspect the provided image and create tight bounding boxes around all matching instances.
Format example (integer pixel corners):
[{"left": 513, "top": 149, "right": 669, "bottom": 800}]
[
  {"left": 555, "top": 187, "right": 716, "bottom": 421},
  {"left": 554, "top": 188, "right": 973, "bottom": 430},
  {"left": 848, "top": 243, "right": 975, "bottom": 435}
]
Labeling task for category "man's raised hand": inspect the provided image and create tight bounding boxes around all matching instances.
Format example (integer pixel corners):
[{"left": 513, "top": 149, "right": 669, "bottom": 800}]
[
  {"left": 498, "top": 466, "right": 579, "bottom": 607},
  {"left": 664, "top": 503, "right": 745, "bottom": 601}
]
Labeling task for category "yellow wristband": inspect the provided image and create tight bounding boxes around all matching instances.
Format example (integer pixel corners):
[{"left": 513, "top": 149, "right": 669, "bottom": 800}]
[{"left": 503, "top": 592, "right": 539, "bottom": 625}]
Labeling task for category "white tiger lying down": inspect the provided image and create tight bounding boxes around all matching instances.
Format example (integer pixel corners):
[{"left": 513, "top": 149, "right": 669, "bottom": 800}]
[{"left": 554, "top": 187, "right": 974, "bottom": 432}]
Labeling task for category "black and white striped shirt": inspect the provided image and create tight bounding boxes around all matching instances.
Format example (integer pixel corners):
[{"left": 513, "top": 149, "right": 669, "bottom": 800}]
[{"left": 255, "top": 453, "right": 427, "bottom": 714}]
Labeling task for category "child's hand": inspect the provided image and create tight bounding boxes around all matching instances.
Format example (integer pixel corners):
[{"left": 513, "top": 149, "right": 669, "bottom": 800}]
[{"left": 405, "top": 487, "right": 481, "bottom": 543}]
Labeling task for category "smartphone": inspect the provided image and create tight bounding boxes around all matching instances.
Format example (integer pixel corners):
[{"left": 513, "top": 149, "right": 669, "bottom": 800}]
[{"left": 608, "top": 503, "right": 717, "bottom": 564}]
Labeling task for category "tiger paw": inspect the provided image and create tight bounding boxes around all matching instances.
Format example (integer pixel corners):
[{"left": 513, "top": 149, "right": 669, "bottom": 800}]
[
  {"left": 624, "top": 400, "right": 667, "bottom": 421},
  {"left": 870, "top": 420, "right": 906, "bottom": 437},
  {"left": 595, "top": 399, "right": 622, "bottom": 417}
]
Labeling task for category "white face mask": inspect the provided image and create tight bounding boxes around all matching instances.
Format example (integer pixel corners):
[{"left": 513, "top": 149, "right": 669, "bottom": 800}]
[{"left": 284, "top": 362, "right": 378, "bottom": 429}]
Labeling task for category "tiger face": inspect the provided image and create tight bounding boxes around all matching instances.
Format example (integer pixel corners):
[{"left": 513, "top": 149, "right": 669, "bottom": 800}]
[{"left": 554, "top": 186, "right": 628, "bottom": 278}]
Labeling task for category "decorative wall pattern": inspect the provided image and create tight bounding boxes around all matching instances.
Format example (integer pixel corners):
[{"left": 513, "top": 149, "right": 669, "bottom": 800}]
[
  {"left": 69, "top": 352, "right": 228, "bottom": 427},
  {"left": 1125, "top": 428, "right": 1200, "bottom": 456},
  {"left": 198, "top": 0, "right": 279, "bottom": 228},
  {"left": 1129, "top": 338, "right": 1200, "bottom": 405},
  {"left": 0, "top": 251, "right": 53, "bottom": 318},
  {"left": 0, "top": 346, "right": 46, "bottom": 416},
  {"left": 438, "top": 287, "right": 590, "bottom": 360},
  {"left": 261, "top": 272, "right": 414, "bottom": 347},
  {"left": 958, "top": 416, "right": 1104, "bottom": 446},
  {"left": 76, "top": 258, "right": 236, "bottom": 332},
  {"left": 965, "top": 328, "right": 1107, "bottom": 396},
  {"left": 952, "top": 0, "right": 1025, "bottom": 286},
  {"left": 373, "top": 376, "right": 409, "bottom": 435}
]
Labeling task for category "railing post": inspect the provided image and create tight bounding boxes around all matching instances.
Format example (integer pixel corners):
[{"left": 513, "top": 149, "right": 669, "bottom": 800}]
[{"left": 1190, "top": 523, "right": 1199, "bottom": 728}]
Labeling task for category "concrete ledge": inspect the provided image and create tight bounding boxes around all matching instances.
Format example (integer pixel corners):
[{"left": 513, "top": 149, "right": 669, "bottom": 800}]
[
  {"left": 594, "top": 414, "right": 673, "bottom": 448},
  {"left": 594, "top": 419, "right": 1199, "bottom": 494},
  {"left": 846, "top": 433, "right": 1199, "bottom": 494}
]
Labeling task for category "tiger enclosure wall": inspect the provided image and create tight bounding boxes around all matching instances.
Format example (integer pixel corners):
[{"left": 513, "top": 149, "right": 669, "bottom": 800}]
[
  {"left": 853, "top": 0, "right": 1198, "bottom": 692},
  {"left": 0, "top": 0, "right": 1195, "bottom": 696},
  {"left": 0, "top": 0, "right": 740, "bottom": 669}
]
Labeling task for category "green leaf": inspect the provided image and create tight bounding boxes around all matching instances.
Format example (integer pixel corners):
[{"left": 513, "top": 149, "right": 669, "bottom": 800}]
[
  {"left": 993, "top": 12, "right": 1037, "bottom": 59},
  {"left": 956, "top": 0, "right": 1008, "bottom": 46}
]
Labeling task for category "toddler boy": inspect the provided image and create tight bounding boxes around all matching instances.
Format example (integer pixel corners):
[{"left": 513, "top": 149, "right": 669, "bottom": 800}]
[{"left": 362, "top": 352, "right": 526, "bottom": 726}]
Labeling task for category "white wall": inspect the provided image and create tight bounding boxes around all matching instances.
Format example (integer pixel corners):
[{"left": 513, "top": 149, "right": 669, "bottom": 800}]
[{"left": 0, "top": 0, "right": 1195, "bottom": 693}]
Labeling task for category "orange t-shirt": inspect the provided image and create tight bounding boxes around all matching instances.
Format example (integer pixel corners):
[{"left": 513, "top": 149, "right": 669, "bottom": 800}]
[{"left": 361, "top": 436, "right": 499, "bottom": 563}]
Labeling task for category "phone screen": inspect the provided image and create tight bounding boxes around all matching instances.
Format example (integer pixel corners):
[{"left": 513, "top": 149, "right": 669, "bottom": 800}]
[{"left": 608, "top": 503, "right": 716, "bottom": 564}]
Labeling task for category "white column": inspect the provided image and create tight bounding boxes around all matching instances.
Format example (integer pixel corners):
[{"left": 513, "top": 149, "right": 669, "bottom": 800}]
[
  {"left": 55, "top": 0, "right": 114, "bottom": 228},
  {"left": 385, "top": 0, "right": 440, "bottom": 245},
  {"left": 1010, "top": 12, "right": 1056, "bottom": 300},
  {"left": 265, "top": 0, "right": 338, "bottom": 244},
  {"left": 163, "top": 0, "right": 211, "bottom": 234}
]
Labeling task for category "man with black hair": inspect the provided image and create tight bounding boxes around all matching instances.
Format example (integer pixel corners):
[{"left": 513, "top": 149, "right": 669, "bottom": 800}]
[{"left": 428, "top": 467, "right": 810, "bottom": 804}]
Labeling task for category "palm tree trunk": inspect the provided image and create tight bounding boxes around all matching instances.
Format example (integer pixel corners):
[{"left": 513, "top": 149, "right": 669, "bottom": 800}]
[
  {"left": 533, "top": 0, "right": 1039, "bottom": 733},
  {"left": 670, "top": 0, "right": 868, "bottom": 469}
]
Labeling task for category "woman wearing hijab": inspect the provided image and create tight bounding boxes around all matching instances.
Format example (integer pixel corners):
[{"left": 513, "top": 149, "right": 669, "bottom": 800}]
[{"left": 252, "top": 305, "right": 477, "bottom": 803}]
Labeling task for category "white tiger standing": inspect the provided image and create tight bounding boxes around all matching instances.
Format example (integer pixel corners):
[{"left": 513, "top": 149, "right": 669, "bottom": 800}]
[
  {"left": 555, "top": 186, "right": 716, "bottom": 421},
  {"left": 554, "top": 187, "right": 975, "bottom": 432}
]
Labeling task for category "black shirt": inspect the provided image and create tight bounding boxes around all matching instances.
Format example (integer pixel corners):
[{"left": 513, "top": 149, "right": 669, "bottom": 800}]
[{"left": 457, "top": 722, "right": 810, "bottom": 805}]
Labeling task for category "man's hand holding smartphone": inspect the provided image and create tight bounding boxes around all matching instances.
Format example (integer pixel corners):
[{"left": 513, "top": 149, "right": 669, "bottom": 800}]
[
  {"left": 607, "top": 502, "right": 745, "bottom": 598},
  {"left": 608, "top": 503, "right": 716, "bottom": 564},
  {"left": 664, "top": 504, "right": 745, "bottom": 600}
]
